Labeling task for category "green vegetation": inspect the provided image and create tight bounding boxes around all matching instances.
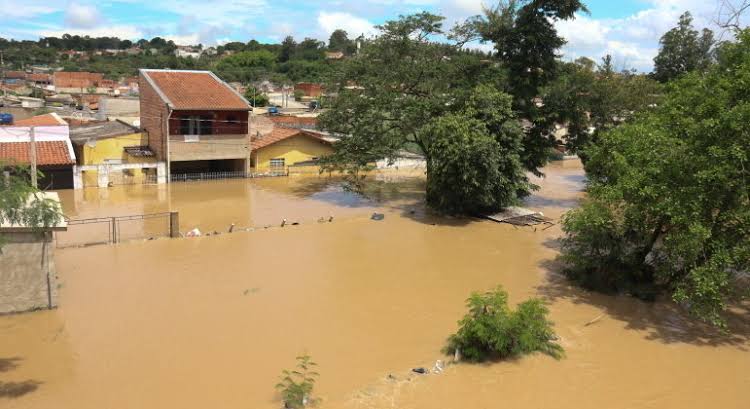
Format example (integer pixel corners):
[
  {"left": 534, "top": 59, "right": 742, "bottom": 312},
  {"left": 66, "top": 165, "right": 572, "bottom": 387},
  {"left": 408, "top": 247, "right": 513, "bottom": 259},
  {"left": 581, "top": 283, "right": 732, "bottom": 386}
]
[
  {"left": 275, "top": 354, "right": 320, "bottom": 408},
  {"left": 319, "top": 12, "right": 539, "bottom": 214},
  {"left": 0, "top": 32, "right": 344, "bottom": 85},
  {"left": 541, "top": 56, "right": 662, "bottom": 156},
  {"left": 652, "top": 12, "right": 715, "bottom": 83},
  {"left": 0, "top": 165, "right": 63, "bottom": 247},
  {"left": 444, "top": 286, "right": 562, "bottom": 362},
  {"left": 243, "top": 87, "right": 269, "bottom": 107},
  {"left": 560, "top": 30, "right": 750, "bottom": 328}
]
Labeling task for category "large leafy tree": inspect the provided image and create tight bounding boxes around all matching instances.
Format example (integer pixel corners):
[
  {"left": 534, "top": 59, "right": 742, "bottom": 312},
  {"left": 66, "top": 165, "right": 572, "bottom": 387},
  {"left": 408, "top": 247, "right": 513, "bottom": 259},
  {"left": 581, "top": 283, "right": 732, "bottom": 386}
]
[
  {"left": 560, "top": 30, "right": 750, "bottom": 327},
  {"left": 328, "top": 29, "right": 356, "bottom": 54},
  {"left": 475, "top": 0, "right": 588, "bottom": 171},
  {"left": 319, "top": 12, "right": 532, "bottom": 214},
  {"left": 653, "top": 12, "right": 715, "bottom": 83}
]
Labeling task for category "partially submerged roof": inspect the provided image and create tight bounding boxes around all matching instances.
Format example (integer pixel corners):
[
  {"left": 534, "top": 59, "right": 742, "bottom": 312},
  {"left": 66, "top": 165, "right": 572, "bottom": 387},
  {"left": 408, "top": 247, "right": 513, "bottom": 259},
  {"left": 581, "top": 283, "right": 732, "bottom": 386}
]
[
  {"left": 0, "top": 141, "right": 76, "bottom": 166},
  {"left": 69, "top": 120, "right": 139, "bottom": 144},
  {"left": 140, "top": 69, "right": 251, "bottom": 111},
  {"left": 251, "top": 127, "right": 332, "bottom": 150}
]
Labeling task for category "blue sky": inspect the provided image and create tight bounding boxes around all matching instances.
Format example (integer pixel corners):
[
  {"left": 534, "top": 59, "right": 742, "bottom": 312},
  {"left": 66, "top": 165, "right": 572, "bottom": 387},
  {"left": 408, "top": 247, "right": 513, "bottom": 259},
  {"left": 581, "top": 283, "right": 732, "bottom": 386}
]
[{"left": 0, "top": 1, "right": 737, "bottom": 71}]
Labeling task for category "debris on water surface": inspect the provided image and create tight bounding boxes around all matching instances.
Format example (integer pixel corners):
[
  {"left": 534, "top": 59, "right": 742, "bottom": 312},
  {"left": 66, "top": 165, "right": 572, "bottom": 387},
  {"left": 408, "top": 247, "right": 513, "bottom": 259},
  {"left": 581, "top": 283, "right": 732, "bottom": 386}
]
[
  {"left": 433, "top": 360, "right": 444, "bottom": 374},
  {"left": 185, "top": 228, "right": 202, "bottom": 237},
  {"left": 411, "top": 367, "right": 427, "bottom": 374},
  {"left": 371, "top": 213, "right": 385, "bottom": 221}
]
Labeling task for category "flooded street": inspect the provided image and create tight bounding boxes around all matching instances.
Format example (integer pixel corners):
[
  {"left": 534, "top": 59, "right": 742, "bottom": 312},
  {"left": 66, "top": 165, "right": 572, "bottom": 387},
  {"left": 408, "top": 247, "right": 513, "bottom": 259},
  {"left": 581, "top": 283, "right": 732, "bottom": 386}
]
[{"left": 1, "top": 160, "right": 748, "bottom": 409}]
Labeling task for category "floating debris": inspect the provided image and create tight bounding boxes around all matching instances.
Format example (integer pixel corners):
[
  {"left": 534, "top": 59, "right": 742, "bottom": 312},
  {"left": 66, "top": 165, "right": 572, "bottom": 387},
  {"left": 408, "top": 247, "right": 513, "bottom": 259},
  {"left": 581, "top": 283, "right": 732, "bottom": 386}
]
[
  {"left": 411, "top": 367, "right": 427, "bottom": 374},
  {"left": 185, "top": 228, "right": 202, "bottom": 237},
  {"left": 371, "top": 213, "right": 385, "bottom": 221},
  {"left": 433, "top": 360, "right": 444, "bottom": 374},
  {"left": 484, "top": 206, "right": 555, "bottom": 228},
  {"left": 228, "top": 223, "right": 235, "bottom": 233}
]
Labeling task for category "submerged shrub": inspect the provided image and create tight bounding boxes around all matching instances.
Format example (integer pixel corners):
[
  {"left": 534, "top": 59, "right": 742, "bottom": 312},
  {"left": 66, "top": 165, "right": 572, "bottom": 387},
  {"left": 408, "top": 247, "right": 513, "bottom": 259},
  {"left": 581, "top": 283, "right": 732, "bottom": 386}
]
[
  {"left": 444, "top": 286, "right": 563, "bottom": 362},
  {"left": 275, "top": 354, "right": 319, "bottom": 408}
]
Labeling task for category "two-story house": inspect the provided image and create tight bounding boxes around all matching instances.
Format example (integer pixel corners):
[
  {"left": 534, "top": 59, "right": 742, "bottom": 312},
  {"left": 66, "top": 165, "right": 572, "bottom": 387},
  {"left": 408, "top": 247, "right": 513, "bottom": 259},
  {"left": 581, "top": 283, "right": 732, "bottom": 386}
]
[{"left": 138, "top": 69, "right": 252, "bottom": 179}]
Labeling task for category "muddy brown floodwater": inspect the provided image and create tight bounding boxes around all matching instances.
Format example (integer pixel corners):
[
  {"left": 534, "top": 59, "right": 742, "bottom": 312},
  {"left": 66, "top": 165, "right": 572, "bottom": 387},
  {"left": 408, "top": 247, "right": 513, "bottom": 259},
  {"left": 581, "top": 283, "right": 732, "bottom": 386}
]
[{"left": 1, "top": 160, "right": 748, "bottom": 409}]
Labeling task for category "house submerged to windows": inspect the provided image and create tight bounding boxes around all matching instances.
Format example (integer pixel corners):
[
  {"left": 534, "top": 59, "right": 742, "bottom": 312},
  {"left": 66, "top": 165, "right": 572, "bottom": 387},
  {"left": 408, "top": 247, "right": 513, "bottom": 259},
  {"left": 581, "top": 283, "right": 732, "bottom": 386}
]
[{"left": 138, "top": 69, "right": 252, "bottom": 180}]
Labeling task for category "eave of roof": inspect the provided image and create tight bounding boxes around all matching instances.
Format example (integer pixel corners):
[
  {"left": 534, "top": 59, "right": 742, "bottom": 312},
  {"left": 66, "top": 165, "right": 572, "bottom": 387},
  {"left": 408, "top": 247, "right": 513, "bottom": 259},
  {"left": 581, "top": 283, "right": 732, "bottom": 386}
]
[{"left": 139, "top": 69, "right": 251, "bottom": 111}]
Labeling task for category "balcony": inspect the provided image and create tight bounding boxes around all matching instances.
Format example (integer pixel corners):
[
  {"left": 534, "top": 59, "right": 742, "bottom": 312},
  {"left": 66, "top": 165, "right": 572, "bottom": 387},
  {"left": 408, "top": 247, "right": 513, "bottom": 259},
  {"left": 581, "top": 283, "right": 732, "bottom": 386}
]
[{"left": 168, "top": 134, "right": 249, "bottom": 162}]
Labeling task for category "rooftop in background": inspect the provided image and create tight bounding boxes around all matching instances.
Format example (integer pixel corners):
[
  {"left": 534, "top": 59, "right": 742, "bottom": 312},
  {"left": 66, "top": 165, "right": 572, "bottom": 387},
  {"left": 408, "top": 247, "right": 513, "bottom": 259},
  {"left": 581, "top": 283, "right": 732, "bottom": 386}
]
[
  {"left": 0, "top": 141, "right": 75, "bottom": 166},
  {"left": 9, "top": 113, "right": 68, "bottom": 127},
  {"left": 69, "top": 120, "right": 139, "bottom": 144},
  {"left": 251, "top": 127, "right": 332, "bottom": 150},
  {"left": 140, "top": 69, "right": 250, "bottom": 111}
]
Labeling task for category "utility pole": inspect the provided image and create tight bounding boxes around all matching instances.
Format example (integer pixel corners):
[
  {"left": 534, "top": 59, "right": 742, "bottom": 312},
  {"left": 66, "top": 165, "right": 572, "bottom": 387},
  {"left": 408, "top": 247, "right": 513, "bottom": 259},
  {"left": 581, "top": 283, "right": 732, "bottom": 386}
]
[{"left": 30, "top": 126, "right": 38, "bottom": 188}]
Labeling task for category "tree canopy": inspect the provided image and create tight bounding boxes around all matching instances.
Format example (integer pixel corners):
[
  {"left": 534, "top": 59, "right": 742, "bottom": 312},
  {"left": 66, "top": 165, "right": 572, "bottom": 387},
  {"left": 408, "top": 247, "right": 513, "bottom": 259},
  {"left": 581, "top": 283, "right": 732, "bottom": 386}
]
[
  {"left": 319, "top": 12, "right": 532, "bottom": 214},
  {"left": 560, "top": 30, "right": 750, "bottom": 327},
  {"left": 652, "top": 12, "right": 715, "bottom": 83}
]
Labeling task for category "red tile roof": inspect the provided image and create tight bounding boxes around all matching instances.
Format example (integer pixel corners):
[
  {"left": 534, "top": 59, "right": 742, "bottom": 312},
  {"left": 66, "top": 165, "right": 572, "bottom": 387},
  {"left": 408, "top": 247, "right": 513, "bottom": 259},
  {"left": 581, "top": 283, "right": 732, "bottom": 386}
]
[
  {"left": 251, "top": 128, "right": 330, "bottom": 150},
  {"left": 0, "top": 141, "right": 75, "bottom": 166},
  {"left": 141, "top": 70, "right": 250, "bottom": 111},
  {"left": 12, "top": 114, "right": 67, "bottom": 127}
]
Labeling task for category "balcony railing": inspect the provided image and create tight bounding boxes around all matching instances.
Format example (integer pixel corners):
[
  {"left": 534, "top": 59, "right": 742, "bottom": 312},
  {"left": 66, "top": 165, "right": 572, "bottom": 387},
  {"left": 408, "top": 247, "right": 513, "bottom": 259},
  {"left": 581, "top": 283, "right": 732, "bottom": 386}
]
[{"left": 169, "top": 133, "right": 249, "bottom": 161}]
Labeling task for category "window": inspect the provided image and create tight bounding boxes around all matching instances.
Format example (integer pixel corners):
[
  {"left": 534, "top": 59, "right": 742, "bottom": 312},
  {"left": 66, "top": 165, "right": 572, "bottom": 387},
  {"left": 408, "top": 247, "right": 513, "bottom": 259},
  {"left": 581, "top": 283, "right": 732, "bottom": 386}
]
[
  {"left": 270, "top": 158, "right": 285, "bottom": 169},
  {"left": 179, "top": 115, "right": 213, "bottom": 135}
]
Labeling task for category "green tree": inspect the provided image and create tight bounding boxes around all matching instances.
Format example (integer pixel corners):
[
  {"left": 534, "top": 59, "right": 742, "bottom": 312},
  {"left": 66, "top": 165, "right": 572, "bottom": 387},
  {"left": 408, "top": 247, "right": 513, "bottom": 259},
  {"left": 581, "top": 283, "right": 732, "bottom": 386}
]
[
  {"left": 444, "top": 286, "right": 562, "bottom": 362},
  {"left": 328, "top": 29, "right": 355, "bottom": 54},
  {"left": 475, "top": 0, "right": 588, "bottom": 171},
  {"left": 653, "top": 12, "right": 715, "bottom": 83},
  {"left": 215, "top": 50, "right": 275, "bottom": 83},
  {"left": 542, "top": 56, "right": 662, "bottom": 155},
  {"left": 0, "top": 165, "right": 63, "bottom": 247},
  {"left": 279, "top": 36, "right": 297, "bottom": 63},
  {"left": 243, "top": 87, "right": 269, "bottom": 107},
  {"left": 319, "top": 13, "right": 533, "bottom": 214},
  {"left": 561, "top": 30, "right": 750, "bottom": 327}
]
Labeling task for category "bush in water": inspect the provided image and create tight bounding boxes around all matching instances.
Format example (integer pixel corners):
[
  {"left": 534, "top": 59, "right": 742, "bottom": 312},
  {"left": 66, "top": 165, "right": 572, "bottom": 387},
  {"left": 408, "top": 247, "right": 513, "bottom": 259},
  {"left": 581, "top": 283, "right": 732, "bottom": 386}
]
[
  {"left": 275, "top": 354, "right": 319, "bottom": 408},
  {"left": 444, "top": 286, "right": 563, "bottom": 362}
]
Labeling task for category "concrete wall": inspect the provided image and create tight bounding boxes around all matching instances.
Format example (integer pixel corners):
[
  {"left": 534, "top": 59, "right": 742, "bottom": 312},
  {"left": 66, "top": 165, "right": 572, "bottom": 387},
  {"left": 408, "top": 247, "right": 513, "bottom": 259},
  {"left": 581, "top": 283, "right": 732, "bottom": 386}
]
[
  {"left": 251, "top": 134, "right": 333, "bottom": 171},
  {"left": 170, "top": 133, "right": 250, "bottom": 162},
  {"left": 0, "top": 231, "right": 57, "bottom": 314}
]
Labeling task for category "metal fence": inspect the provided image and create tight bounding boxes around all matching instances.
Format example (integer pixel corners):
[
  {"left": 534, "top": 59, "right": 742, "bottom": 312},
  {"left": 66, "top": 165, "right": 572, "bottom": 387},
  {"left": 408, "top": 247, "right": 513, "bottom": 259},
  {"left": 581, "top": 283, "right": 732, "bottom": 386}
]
[
  {"left": 170, "top": 169, "right": 288, "bottom": 182},
  {"left": 56, "top": 212, "right": 178, "bottom": 248}
]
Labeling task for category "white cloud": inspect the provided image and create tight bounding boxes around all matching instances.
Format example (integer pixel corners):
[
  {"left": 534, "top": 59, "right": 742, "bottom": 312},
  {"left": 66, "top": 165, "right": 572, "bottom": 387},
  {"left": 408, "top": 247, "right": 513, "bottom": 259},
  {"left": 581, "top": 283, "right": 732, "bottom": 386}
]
[
  {"left": 0, "top": 0, "right": 60, "bottom": 18},
  {"left": 65, "top": 3, "right": 102, "bottom": 29},
  {"left": 317, "top": 11, "right": 378, "bottom": 38}
]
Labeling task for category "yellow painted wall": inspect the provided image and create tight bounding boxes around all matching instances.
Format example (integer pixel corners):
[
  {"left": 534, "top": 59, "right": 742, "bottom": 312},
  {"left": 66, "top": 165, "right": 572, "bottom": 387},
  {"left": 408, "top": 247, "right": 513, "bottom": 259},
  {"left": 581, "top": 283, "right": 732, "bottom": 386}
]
[
  {"left": 251, "top": 134, "right": 333, "bottom": 172},
  {"left": 80, "top": 132, "right": 157, "bottom": 186}
]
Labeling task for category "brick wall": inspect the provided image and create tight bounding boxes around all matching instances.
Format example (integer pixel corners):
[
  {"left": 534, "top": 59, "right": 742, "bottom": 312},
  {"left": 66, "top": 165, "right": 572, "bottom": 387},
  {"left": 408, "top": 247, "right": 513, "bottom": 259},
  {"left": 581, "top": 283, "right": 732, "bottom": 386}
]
[{"left": 139, "top": 73, "right": 168, "bottom": 161}]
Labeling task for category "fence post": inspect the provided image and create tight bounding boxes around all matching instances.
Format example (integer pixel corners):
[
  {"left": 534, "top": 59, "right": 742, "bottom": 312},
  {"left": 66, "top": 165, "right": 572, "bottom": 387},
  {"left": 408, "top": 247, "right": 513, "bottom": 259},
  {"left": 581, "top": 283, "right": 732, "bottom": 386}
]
[
  {"left": 111, "top": 217, "right": 117, "bottom": 244},
  {"left": 170, "top": 212, "right": 180, "bottom": 238}
]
